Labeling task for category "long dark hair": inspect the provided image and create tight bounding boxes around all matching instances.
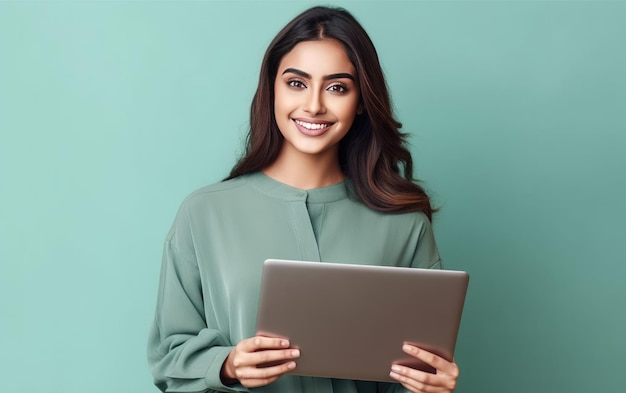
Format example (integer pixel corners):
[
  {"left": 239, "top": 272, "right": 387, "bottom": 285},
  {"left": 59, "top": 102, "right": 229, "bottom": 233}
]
[{"left": 226, "top": 6, "right": 435, "bottom": 220}]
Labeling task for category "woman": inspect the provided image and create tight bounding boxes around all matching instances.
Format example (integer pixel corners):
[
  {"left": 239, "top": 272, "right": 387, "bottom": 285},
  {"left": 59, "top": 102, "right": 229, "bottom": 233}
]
[{"left": 148, "top": 6, "right": 459, "bottom": 393}]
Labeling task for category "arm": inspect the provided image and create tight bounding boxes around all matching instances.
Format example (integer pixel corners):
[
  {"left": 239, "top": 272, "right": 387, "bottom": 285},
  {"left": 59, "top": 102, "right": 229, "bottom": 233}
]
[
  {"left": 411, "top": 213, "right": 442, "bottom": 270},
  {"left": 147, "top": 202, "right": 300, "bottom": 392},
  {"left": 147, "top": 199, "right": 247, "bottom": 393}
]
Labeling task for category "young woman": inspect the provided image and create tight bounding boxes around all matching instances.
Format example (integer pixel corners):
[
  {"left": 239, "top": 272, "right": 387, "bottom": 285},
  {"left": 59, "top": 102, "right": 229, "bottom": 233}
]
[{"left": 148, "top": 6, "right": 460, "bottom": 393}]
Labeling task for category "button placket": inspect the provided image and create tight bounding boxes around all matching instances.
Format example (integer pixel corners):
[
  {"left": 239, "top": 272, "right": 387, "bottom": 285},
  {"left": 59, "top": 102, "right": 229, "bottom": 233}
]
[{"left": 288, "top": 191, "right": 321, "bottom": 262}]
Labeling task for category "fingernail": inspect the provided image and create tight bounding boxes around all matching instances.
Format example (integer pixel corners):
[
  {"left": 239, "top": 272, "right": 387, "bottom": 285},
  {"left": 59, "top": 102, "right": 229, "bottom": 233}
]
[
  {"left": 391, "top": 365, "right": 401, "bottom": 372},
  {"left": 287, "top": 361, "right": 296, "bottom": 370},
  {"left": 291, "top": 349, "right": 300, "bottom": 357},
  {"left": 403, "top": 344, "right": 417, "bottom": 354},
  {"left": 281, "top": 340, "right": 289, "bottom": 347}
]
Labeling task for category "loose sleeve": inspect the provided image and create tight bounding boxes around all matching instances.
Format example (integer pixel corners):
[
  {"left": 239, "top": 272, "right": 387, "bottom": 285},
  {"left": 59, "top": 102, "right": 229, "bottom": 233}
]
[
  {"left": 147, "top": 204, "right": 247, "bottom": 393},
  {"left": 411, "top": 214, "right": 442, "bottom": 270}
]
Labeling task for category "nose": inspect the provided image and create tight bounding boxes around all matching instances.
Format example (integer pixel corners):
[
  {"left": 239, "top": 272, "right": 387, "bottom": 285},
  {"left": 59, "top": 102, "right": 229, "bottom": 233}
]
[{"left": 303, "top": 88, "right": 326, "bottom": 115}]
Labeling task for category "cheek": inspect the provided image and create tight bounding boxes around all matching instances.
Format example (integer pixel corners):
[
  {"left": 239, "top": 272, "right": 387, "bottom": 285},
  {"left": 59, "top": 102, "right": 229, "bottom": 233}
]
[
  {"left": 337, "top": 98, "right": 360, "bottom": 121},
  {"left": 274, "top": 104, "right": 292, "bottom": 127},
  {"left": 274, "top": 86, "right": 292, "bottom": 117}
]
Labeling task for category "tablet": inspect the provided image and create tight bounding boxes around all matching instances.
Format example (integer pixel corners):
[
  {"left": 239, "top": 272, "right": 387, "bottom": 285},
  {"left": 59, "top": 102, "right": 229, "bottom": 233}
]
[{"left": 255, "top": 259, "right": 469, "bottom": 382}]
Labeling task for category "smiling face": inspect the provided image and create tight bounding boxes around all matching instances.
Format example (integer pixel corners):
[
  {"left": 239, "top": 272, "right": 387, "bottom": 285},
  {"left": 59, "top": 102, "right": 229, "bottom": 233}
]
[{"left": 273, "top": 38, "right": 361, "bottom": 163}]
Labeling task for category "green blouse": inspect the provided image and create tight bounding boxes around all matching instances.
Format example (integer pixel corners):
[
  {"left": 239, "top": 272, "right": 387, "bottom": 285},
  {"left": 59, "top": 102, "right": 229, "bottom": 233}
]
[{"left": 148, "top": 172, "right": 442, "bottom": 393}]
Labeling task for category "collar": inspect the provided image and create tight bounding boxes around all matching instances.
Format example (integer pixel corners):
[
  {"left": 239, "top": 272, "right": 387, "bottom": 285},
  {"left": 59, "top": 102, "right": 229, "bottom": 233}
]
[{"left": 242, "top": 171, "right": 352, "bottom": 203}]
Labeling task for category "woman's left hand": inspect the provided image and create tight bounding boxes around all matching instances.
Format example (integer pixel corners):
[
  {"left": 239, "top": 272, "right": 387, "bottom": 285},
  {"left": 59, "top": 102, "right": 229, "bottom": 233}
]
[{"left": 389, "top": 344, "right": 459, "bottom": 392}]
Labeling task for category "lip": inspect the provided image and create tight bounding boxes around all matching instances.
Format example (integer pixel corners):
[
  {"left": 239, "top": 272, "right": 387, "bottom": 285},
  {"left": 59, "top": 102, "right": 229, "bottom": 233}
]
[{"left": 292, "top": 118, "right": 334, "bottom": 137}]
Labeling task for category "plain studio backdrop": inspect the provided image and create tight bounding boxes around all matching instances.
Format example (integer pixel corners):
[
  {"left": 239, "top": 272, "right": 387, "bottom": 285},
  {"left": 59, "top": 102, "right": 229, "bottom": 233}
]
[{"left": 0, "top": 1, "right": 624, "bottom": 392}]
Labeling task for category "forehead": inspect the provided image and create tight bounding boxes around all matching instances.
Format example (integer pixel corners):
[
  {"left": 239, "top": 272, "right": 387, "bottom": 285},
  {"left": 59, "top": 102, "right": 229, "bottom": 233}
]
[{"left": 278, "top": 38, "right": 356, "bottom": 76}]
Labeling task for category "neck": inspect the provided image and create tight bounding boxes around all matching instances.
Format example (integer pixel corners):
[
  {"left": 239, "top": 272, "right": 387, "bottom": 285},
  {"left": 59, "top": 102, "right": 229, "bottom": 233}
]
[{"left": 262, "top": 147, "right": 345, "bottom": 190}]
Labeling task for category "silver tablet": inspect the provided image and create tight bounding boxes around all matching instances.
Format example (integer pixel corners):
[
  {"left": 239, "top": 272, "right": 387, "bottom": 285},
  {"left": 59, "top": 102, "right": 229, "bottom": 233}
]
[{"left": 255, "top": 259, "right": 469, "bottom": 382}]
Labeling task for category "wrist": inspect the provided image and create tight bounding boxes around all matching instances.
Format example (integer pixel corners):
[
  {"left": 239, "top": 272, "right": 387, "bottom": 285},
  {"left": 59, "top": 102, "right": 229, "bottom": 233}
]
[{"left": 219, "top": 351, "right": 238, "bottom": 386}]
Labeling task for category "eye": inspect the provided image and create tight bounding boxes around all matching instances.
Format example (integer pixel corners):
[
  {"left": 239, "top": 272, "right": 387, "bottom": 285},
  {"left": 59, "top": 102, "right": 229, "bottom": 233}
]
[
  {"left": 327, "top": 83, "right": 348, "bottom": 94},
  {"left": 287, "top": 79, "right": 306, "bottom": 89}
]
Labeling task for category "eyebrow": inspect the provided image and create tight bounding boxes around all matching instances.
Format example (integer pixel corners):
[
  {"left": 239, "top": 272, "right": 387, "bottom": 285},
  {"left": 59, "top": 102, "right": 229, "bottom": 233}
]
[{"left": 282, "top": 67, "right": 355, "bottom": 81}]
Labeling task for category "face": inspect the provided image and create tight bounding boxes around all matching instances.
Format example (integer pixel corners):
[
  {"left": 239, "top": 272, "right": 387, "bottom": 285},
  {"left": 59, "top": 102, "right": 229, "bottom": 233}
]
[{"left": 273, "top": 38, "right": 361, "bottom": 161}]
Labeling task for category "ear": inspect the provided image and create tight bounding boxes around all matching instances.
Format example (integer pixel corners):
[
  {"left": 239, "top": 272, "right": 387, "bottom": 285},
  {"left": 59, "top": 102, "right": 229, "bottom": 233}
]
[{"left": 357, "top": 102, "right": 364, "bottom": 115}]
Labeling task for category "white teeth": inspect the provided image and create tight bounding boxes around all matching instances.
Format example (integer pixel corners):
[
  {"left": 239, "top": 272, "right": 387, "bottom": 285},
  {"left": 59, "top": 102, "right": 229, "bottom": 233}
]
[{"left": 294, "top": 119, "right": 330, "bottom": 130}]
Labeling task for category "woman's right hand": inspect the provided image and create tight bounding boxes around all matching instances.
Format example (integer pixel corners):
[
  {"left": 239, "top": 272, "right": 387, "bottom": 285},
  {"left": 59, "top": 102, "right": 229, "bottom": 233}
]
[{"left": 220, "top": 336, "right": 300, "bottom": 388}]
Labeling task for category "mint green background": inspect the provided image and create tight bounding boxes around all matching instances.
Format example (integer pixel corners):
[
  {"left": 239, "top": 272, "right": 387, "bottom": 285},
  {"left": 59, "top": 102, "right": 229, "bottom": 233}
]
[{"left": 1, "top": 1, "right": 624, "bottom": 392}]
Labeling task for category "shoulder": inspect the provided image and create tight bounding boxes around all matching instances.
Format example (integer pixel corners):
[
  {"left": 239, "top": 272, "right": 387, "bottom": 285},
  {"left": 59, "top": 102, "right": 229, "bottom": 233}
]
[
  {"left": 339, "top": 196, "right": 434, "bottom": 239},
  {"left": 165, "top": 176, "right": 256, "bottom": 246},
  {"left": 347, "top": 195, "right": 432, "bottom": 227},
  {"left": 344, "top": 179, "right": 431, "bottom": 224},
  {"left": 179, "top": 175, "right": 259, "bottom": 212},
  {"left": 185, "top": 176, "right": 247, "bottom": 201},
  {"left": 166, "top": 176, "right": 249, "bottom": 230},
  {"left": 385, "top": 209, "right": 433, "bottom": 237}
]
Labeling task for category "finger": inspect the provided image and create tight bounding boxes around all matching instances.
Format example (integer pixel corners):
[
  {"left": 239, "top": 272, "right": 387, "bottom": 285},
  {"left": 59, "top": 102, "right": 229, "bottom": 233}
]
[
  {"left": 232, "top": 347, "right": 300, "bottom": 369},
  {"left": 250, "top": 348, "right": 301, "bottom": 367},
  {"left": 237, "top": 360, "right": 297, "bottom": 387},
  {"left": 240, "top": 336, "right": 291, "bottom": 352},
  {"left": 390, "top": 365, "right": 451, "bottom": 392},
  {"left": 402, "top": 344, "right": 459, "bottom": 377}
]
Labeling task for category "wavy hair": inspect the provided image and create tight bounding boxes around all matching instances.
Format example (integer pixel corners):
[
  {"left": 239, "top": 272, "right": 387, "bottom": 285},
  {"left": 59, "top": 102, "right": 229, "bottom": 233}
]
[{"left": 226, "top": 6, "right": 435, "bottom": 220}]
